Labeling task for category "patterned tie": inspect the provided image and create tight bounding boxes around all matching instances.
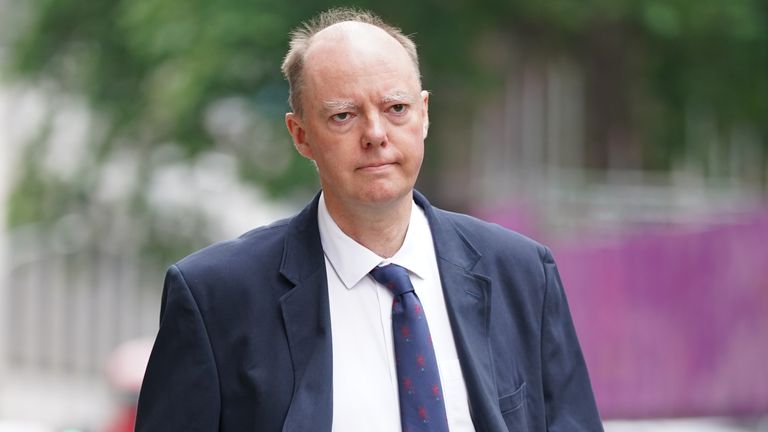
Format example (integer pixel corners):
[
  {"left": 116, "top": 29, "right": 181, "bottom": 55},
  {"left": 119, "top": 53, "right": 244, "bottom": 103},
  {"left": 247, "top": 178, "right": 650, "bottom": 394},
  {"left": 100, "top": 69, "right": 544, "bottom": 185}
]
[{"left": 370, "top": 264, "right": 449, "bottom": 432}]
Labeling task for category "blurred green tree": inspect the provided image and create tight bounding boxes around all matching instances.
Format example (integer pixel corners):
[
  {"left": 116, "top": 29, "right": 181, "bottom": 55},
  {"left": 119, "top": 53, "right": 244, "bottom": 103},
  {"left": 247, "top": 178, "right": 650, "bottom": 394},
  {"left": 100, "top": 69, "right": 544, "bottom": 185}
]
[{"left": 3, "top": 0, "right": 767, "bottom": 264}]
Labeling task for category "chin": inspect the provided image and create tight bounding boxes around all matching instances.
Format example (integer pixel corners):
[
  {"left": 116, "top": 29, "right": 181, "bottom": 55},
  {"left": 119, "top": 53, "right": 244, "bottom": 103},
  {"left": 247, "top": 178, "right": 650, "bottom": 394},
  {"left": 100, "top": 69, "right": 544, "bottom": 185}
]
[{"left": 357, "top": 184, "right": 412, "bottom": 206}]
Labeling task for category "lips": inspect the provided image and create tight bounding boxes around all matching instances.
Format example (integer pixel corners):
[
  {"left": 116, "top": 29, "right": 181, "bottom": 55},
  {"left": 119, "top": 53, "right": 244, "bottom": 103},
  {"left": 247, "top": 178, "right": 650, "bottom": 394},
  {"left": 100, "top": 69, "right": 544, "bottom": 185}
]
[{"left": 358, "top": 161, "right": 395, "bottom": 171}]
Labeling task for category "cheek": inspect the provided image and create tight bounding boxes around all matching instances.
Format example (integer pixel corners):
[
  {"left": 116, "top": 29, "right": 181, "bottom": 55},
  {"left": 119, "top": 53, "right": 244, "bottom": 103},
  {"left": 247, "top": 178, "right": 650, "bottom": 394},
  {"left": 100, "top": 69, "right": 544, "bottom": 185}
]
[
  {"left": 313, "top": 145, "right": 350, "bottom": 173},
  {"left": 403, "top": 124, "right": 426, "bottom": 155},
  {"left": 413, "top": 144, "right": 425, "bottom": 168}
]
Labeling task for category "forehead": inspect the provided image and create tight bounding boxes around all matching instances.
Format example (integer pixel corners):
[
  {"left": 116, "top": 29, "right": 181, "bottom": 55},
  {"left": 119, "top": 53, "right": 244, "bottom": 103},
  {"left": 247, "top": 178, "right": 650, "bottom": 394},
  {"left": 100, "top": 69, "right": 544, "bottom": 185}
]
[{"left": 301, "top": 22, "right": 420, "bottom": 103}]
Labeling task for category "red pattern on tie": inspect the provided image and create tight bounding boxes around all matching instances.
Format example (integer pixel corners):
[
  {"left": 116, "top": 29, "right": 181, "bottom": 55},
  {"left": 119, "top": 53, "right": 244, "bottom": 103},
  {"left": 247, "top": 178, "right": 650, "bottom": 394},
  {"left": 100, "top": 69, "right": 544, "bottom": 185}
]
[{"left": 370, "top": 264, "right": 449, "bottom": 432}]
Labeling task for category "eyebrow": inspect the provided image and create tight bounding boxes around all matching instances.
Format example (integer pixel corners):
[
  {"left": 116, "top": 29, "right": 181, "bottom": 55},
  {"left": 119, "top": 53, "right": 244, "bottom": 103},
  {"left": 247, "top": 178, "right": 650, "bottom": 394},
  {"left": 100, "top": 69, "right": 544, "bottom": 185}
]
[
  {"left": 381, "top": 91, "right": 414, "bottom": 105},
  {"left": 320, "top": 91, "right": 416, "bottom": 115},
  {"left": 322, "top": 100, "right": 357, "bottom": 114}
]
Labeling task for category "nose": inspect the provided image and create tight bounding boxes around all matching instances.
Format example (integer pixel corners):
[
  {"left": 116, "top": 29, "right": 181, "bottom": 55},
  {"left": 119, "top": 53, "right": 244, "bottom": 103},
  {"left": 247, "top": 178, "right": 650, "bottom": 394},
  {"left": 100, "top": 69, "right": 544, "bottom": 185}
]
[{"left": 362, "top": 112, "right": 387, "bottom": 148}]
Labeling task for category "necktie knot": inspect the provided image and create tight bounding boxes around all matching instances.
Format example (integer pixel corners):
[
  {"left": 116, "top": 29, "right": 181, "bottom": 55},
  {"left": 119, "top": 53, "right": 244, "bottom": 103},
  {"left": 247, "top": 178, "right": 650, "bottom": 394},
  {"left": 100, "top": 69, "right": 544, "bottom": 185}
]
[{"left": 370, "top": 264, "right": 414, "bottom": 296}]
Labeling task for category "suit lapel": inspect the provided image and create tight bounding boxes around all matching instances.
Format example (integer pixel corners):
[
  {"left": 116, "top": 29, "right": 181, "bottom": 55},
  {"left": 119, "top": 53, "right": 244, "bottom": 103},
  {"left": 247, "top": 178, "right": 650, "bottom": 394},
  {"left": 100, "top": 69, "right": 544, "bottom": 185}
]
[
  {"left": 275, "top": 191, "right": 505, "bottom": 432},
  {"left": 278, "top": 194, "right": 334, "bottom": 432},
  {"left": 417, "top": 191, "right": 506, "bottom": 432}
]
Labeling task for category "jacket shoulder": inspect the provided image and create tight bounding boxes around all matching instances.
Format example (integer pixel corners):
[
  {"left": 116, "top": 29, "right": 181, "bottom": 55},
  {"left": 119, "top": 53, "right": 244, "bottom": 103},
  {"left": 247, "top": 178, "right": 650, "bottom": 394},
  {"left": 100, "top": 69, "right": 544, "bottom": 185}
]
[
  {"left": 433, "top": 208, "right": 548, "bottom": 262},
  {"left": 435, "top": 208, "right": 544, "bottom": 249},
  {"left": 173, "top": 216, "right": 292, "bottom": 280}
]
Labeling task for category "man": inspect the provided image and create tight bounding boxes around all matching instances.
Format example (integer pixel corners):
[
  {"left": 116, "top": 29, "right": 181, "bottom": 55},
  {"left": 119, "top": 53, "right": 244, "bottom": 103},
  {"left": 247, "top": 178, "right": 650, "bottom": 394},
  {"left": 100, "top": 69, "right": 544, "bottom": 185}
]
[{"left": 135, "top": 8, "right": 602, "bottom": 432}]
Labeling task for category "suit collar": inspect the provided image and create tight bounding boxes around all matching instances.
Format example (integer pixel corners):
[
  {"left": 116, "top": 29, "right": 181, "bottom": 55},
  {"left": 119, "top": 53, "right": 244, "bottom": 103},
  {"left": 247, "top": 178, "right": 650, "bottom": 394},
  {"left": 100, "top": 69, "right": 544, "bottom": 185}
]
[
  {"left": 278, "top": 192, "right": 334, "bottom": 432},
  {"left": 279, "top": 192, "right": 325, "bottom": 284},
  {"left": 414, "top": 190, "right": 482, "bottom": 271},
  {"left": 417, "top": 190, "right": 508, "bottom": 431}
]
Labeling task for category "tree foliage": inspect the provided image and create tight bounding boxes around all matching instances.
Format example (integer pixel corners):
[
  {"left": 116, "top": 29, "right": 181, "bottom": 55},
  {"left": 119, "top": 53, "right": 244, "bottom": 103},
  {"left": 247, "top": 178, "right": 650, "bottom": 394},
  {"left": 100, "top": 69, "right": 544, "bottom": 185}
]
[{"left": 3, "top": 0, "right": 767, "bottom": 262}]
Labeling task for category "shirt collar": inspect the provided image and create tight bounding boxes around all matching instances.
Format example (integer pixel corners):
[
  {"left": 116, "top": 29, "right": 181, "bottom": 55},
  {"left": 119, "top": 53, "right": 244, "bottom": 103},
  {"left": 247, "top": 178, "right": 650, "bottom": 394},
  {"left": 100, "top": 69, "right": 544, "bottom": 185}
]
[{"left": 317, "top": 192, "right": 432, "bottom": 289}]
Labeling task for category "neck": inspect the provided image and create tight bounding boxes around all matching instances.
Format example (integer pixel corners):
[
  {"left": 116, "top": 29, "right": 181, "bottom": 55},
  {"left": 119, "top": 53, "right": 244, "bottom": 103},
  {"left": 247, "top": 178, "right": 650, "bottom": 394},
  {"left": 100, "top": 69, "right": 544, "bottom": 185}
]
[{"left": 323, "top": 191, "right": 413, "bottom": 258}]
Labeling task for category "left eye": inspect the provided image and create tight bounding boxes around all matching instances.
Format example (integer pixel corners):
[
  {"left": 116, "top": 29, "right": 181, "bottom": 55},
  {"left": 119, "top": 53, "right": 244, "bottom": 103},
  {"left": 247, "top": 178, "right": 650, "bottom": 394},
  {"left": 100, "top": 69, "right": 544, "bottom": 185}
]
[{"left": 390, "top": 104, "right": 406, "bottom": 113}]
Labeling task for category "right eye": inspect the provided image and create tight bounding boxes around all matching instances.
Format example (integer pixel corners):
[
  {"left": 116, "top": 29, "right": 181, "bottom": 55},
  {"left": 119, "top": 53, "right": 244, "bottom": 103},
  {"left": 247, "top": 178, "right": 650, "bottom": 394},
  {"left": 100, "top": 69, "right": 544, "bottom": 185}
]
[{"left": 332, "top": 112, "right": 351, "bottom": 122}]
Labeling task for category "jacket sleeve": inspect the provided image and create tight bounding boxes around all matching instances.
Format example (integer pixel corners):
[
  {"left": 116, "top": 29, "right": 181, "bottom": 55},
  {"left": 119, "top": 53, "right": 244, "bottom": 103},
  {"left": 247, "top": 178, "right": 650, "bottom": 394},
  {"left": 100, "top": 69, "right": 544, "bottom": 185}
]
[
  {"left": 540, "top": 247, "right": 603, "bottom": 431},
  {"left": 135, "top": 265, "right": 221, "bottom": 431}
]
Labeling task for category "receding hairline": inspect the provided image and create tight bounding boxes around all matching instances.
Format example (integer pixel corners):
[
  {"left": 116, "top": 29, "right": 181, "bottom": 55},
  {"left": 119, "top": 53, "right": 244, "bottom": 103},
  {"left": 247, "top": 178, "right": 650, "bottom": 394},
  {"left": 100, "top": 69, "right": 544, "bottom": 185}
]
[
  {"left": 309, "top": 20, "right": 401, "bottom": 45},
  {"left": 301, "top": 21, "right": 419, "bottom": 77},
  {"left": 281, "top": 8, "right": 421, "bottom": 116}
]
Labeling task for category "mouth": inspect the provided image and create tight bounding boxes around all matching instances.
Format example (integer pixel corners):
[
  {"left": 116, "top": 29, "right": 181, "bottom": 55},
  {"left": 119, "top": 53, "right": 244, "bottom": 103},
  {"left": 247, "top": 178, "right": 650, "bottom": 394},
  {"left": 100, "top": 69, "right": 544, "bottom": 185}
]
[{"left": 357, "top": 161, "right": 396, "bottom": 171}]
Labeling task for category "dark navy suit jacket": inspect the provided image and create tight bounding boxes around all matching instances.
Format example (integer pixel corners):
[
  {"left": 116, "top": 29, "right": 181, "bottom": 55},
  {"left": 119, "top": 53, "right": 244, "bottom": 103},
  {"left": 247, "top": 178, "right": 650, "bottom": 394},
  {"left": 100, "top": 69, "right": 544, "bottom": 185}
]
[{"left": 135, "top": 191, "right": 602, "bottom": 431}]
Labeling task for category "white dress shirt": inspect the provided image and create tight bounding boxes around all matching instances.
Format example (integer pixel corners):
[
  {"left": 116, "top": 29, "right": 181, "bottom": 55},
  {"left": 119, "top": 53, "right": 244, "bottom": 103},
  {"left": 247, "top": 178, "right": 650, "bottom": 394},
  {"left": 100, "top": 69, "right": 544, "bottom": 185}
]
[{"left": 318, "top": 193, "right": 475, "bottom": 432}]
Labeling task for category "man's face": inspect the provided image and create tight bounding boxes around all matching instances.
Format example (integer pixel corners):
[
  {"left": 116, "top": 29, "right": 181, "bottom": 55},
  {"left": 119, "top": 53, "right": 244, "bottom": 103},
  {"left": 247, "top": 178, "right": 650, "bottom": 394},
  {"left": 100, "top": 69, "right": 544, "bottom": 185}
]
[{"left": 285, "top": 22, "right": 429, "bottom": 211}]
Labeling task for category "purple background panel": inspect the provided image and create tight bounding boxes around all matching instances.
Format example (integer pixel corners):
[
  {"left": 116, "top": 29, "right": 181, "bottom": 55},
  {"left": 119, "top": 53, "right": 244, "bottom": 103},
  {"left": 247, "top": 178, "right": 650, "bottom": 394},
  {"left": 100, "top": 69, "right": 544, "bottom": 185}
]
[{"left": 480, "top": 207, "right": 768, "bottom": 418}]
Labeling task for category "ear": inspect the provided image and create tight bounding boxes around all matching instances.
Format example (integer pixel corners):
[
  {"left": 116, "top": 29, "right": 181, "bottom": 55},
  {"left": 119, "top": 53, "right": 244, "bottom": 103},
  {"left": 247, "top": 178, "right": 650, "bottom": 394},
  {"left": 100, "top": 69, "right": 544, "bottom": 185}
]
[
  {"left": 420, "top": 90, "right": 430, "bottom": 139},
  {"left": 285, "top": 112, "right": 314, "bottom": 160}
]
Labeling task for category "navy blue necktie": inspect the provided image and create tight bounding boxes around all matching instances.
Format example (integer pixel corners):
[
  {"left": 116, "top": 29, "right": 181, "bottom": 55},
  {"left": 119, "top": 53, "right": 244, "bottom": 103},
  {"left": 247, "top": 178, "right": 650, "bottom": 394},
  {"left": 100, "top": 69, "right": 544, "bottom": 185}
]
[{"left": 370, "top": 264, "right": 449, "bottom": 432}]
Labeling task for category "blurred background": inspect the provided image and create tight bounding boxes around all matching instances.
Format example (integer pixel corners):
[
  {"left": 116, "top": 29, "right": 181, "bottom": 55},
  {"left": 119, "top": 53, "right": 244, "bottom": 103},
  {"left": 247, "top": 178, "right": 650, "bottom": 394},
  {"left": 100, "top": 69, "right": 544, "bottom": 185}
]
[{"left": 1, "top": 0, "right": 767, "bottom": 430}]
